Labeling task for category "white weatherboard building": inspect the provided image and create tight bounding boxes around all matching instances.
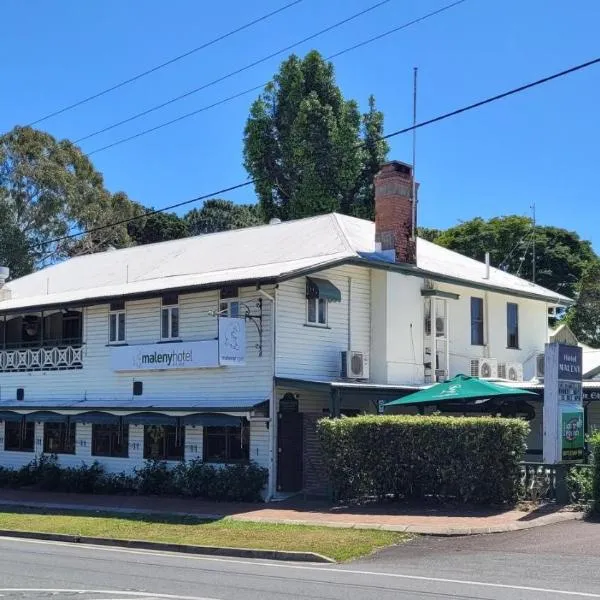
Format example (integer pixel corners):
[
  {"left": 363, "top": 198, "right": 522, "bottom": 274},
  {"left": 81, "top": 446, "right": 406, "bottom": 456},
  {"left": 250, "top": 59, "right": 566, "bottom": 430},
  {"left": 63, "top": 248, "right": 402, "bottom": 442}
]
[{"left": 0, "top": 161, "right": 590, "bottom": 498}]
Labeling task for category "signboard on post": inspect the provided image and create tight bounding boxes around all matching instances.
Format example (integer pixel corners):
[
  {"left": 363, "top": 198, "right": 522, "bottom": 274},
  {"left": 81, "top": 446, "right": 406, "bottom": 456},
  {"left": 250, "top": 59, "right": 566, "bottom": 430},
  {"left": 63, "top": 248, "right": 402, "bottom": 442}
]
[{"left": 543, "top": 343, "right": 584, "bottom": 463}]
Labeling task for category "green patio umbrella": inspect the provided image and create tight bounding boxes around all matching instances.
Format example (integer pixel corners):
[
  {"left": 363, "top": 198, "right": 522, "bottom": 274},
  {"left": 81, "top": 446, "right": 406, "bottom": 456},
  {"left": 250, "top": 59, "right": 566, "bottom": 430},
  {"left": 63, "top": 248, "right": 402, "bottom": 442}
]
[{"left": 385, "top": 374, "right": 537, "bottom": 407}]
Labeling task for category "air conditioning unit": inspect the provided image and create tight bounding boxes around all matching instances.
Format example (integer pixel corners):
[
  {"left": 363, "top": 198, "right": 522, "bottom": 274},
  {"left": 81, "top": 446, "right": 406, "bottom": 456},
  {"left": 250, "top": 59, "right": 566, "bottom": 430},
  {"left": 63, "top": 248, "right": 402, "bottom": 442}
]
[
  {"left": 470, "top": 358, "right": 498, "bottom": 379},
  {"left": 341, "top": 351, "right": 369, "bottom": 380},
  {"left": 498, "top": 362, "right": 524, "bottom": 382},
  {"left": 535, "top": 353, "right": 545, "bottom": 379}
]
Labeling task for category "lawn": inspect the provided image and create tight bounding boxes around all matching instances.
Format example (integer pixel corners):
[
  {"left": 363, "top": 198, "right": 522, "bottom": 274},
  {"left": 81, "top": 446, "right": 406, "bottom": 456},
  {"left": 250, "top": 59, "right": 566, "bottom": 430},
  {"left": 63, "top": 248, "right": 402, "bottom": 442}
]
[{"left": 0, "top": 508, "right": 407, "bottom": 562}]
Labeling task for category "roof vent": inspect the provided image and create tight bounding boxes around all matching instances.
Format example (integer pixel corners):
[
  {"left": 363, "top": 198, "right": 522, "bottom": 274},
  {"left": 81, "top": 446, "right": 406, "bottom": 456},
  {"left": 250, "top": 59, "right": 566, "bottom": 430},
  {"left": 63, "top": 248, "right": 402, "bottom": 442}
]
[
  {"left": 0, "top": 266, "right": 9, "bottom": 287},
  {"left": 269, "top": 218, "right": 282, "bottom": 225}
]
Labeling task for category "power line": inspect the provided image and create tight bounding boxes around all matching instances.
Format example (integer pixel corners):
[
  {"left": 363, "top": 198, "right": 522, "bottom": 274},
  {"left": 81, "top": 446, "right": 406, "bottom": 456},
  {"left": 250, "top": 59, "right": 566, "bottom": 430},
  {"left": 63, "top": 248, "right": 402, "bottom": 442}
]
[
  {"left": 27, "top": 0, "right": 304, "bottom": 127},
  {"left": 86, "top": 0, "right": 468, "bottom": 155},
  {"left": 36, "top": 55, "right": 600, "bottom": 250},
  {"left": 74, "top": 0, "right": 393, "bottom": 145}
]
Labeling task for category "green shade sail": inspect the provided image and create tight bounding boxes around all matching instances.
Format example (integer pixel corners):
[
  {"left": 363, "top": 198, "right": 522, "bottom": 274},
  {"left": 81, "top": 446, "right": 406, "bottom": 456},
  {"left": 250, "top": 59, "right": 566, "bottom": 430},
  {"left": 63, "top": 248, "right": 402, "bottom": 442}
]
[{"left": 385, "top": 374, "right": 538, "bottom": 407}]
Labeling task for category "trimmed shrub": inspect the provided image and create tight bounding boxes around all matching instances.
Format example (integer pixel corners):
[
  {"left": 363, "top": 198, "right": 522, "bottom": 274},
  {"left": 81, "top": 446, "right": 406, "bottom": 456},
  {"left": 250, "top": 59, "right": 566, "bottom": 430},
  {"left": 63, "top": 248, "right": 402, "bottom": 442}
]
[
  {"left": 317, "top": 415, "right": 529, "bottom": 504},
  {"left": 0, "top": 457, "right": 268, "bottom": 502},
  {"left": 565, "top": 465, "right": 593, "bottom": 506},
  {"left": 590, "top": 431, "right": 600, "bottom": 513}
]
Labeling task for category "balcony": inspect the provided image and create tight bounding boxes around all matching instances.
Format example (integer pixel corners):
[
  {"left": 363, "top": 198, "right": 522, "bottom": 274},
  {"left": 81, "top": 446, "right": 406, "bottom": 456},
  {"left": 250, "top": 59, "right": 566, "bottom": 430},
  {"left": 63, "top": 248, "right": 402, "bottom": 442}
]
[
  {"left": 0, "top": 310, "right": 84, "bottom": 373},
  {"left": 0, "top": 342, "right": 84, "bottom": 372}
]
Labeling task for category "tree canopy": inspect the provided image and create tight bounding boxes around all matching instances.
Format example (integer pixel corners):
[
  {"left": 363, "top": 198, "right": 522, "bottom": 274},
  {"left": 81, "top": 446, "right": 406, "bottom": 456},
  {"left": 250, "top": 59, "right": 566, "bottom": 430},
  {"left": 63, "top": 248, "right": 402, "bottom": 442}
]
[
  {"left": 0, "top": 126, "right": 136, "bottom": 276},
  {"left": 426, "top": 216, "right": 595, "bottom": 299},
  {"left": 243, "top": 50, "right": 388, "bottom": 222},
  {"left": 127, "top": 206, "right": 190, "bottom": 245},
  {"left": 566, "top": 260, "right": 600, "bottom": 348},
  {"left": 186, "top": 199, "right": 262, "bottom": 235}
]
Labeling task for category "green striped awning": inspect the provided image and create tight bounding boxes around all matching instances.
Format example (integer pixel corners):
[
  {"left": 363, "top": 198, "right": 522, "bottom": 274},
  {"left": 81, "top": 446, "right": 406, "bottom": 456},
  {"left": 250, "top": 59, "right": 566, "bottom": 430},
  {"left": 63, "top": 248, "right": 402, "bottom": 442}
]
[{"left": 306, "top": 277, "right": 341, "bottom": 302}]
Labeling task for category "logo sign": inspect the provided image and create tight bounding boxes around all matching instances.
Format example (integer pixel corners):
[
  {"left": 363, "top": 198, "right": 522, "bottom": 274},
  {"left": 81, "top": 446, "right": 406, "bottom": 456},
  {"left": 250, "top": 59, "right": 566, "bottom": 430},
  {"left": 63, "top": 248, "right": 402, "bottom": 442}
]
[
  {"left": 111, "top": 340, "right": 219, "bottom": 372},
  {"left": 218, "top": 317, "right": 246, "bottom": 366},
  {"left": 557, "top": 345, "right": 582, "bottom": 381},
  {"left": 561, "top": 409, "right": 584, "bottom": 462}
]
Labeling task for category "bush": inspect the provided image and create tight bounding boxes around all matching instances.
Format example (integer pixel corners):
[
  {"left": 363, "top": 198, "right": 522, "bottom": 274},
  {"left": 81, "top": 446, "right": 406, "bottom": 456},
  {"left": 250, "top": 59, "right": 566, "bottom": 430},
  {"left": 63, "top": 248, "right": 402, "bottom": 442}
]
[
  {"left": 317, "top": 415, "right": 529, "bottom": 505},
  {"left": 590, "top": 431, "right": 600, "bottom": 513},
  {"left": 566, "top": 465, "right": 593, "bottom": 506},
  {"left": 0, "top": 457, "right": 268, "bottom": 502}
]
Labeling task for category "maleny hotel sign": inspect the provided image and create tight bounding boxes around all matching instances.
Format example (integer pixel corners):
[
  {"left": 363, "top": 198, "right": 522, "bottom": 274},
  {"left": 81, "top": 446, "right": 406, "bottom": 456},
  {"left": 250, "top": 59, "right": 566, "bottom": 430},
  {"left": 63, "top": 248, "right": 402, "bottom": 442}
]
[
  {"left": 543, "top": 343, "right": 584, "bottom": 463},
  {"left": 111, "top": 317, "right": 246, "bottom": 371}
]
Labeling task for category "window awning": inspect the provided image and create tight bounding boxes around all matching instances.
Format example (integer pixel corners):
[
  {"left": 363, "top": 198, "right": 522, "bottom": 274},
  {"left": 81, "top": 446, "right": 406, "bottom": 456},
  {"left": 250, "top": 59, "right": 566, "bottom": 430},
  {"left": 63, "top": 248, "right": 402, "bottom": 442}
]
[
  {"left": 306, "top": 277, "right": 341, "bottom": 302},
  {"left": 123, "top": 412, "right": 179, "bottom": 426},
  {"left": 71, "top": 411, "right": 121, "bottom": 425},
  {"left": 0, "top": 411, "right": 23, "bottom": 422},
  {"left": 25, "top": 411, "right": 67, "bottom": 423},
  {"left": 182, "top": 413, "right": 242, "bottom": 427}
]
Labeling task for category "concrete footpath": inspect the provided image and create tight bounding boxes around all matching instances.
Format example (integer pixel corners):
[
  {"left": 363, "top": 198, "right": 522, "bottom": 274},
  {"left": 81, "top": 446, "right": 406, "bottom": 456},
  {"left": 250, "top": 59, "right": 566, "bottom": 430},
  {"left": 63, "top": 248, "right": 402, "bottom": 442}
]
[{"left": 0, "top": 489, "right": 584, "bottom": 535}]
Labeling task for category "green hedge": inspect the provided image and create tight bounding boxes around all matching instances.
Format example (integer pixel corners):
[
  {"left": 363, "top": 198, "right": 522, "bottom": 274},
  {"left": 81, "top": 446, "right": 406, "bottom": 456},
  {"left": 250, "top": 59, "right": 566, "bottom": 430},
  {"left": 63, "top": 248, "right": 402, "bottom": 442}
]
[
  {"left": 590, "top": 431, "right": 600, "bottom": 513},
  {"left": 317, "top": 415, "right": 529, "bottom": 504},
  {"left": 0, "top": 456, "right": 268, "bottom": 503}
]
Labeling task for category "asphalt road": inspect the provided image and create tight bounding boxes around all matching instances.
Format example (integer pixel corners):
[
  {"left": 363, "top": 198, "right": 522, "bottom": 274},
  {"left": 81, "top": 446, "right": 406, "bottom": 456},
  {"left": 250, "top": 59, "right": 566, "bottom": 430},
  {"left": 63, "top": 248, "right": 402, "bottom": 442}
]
[{"left": 0, "top": 521, "right": 599, "bottom": 599}]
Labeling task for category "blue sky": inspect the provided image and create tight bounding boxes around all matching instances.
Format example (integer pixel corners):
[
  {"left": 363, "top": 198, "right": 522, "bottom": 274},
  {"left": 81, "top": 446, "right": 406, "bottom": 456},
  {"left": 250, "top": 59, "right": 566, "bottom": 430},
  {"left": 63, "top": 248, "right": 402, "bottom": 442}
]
[{"left": 1, "top": 0, "right": 599, "bottom": 249}]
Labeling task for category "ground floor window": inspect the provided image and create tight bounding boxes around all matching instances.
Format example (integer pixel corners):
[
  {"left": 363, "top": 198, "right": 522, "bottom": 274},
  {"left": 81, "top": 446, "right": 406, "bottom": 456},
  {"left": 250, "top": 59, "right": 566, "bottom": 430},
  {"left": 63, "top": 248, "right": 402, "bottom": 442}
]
[
  {"left": 43, "top": 422, "right": 76, "bottom": 454},
  {"left": 92, "top": 424, "right": 129, "bottom": 458},
  {"left": 144, "top": 425, "right": 185, "bottom": 460},
  {"left": 203, "top": 423, "right": 249, "bottom": 463},
  {"left": 4, "top": 421, "right": 34, "bottom": 452}
]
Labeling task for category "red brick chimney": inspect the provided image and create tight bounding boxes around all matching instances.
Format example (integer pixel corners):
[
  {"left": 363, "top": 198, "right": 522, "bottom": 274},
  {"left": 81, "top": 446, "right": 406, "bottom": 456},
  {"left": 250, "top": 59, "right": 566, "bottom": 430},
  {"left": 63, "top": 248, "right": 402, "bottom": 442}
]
[{"left": 374, "top": 161, "right": 417, "bottom": 264}]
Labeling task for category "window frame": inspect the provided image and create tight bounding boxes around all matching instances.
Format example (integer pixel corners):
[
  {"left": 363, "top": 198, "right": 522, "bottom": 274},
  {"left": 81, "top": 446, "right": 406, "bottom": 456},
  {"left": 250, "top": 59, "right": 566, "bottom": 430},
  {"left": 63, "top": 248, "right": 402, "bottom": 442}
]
[
  {"left": 108, "top": 305, "right": 126, "bottom": 344},
  {"left": 43, "top": 421, "right": 76, "bottom": 455},
  {"left": 507, "top": 302, "right": 520, "bottom": 349},
  {"left": 143, "top": 425, "right": 185, "bottom": 461},
  {"left": 306, "top": 297, "right": 328, "bottom": 326},
  {"left": 203, "top": 423, "right": 249, "bottom": 464},
  {"left": 4, "top": 421, "right": 35, "bottom": 452},
  {"left": 160, "top": 294, "right": 180, "bottom": 340},
  {"left": 91, "top": 423, "right": 129, "bottom": 458},
  {"left": 470, "top": 297, "right": 485, "bottom": 346}
]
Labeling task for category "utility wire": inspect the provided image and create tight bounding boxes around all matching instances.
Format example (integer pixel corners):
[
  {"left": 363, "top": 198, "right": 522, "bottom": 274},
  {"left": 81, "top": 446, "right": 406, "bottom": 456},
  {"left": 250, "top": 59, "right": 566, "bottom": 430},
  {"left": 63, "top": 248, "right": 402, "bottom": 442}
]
[
  {"left": 27, "top": 0, "right": 304, "bottom": 127},
  {"left": 86, "top": 0, "right": 468, "bottom": 155},
  {"left": 35, "top": 55, "right": 600, "bottom": 250},
  {"left": 75, "top": 0, "right": 393, "bottom": 145}
]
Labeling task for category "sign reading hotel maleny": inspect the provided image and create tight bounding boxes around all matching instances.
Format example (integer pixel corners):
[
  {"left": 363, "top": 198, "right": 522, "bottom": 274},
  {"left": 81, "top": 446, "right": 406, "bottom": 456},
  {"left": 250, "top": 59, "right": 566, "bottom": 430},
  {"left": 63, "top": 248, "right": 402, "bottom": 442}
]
[{"left": 112, "top": 340, "right": 221, "bottom": 371}]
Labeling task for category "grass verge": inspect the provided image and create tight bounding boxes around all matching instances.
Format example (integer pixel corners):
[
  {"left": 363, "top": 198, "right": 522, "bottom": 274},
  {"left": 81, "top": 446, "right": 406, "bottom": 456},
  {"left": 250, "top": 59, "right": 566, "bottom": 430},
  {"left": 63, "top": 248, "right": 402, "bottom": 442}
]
[{"left": 0, "top": 507, "right": 407, "bottom": 562}]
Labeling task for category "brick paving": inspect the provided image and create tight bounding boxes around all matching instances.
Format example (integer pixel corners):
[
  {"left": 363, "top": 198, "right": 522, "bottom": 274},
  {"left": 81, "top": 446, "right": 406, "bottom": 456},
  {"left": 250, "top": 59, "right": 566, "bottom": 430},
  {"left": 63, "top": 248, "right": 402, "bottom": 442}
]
[{"left": 0, "top": 488, "right": 582, "bottom": 535}]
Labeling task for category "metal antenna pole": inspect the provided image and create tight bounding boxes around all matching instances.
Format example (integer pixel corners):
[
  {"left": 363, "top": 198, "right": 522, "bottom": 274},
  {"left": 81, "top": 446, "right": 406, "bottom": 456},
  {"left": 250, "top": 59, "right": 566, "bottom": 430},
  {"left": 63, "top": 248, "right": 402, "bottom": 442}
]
[
  {"left": 411, "top": 67, "right": 418, "bottom": 240},
  {"left": 531, "top": 203, "right": 536, "bottom": 284}
]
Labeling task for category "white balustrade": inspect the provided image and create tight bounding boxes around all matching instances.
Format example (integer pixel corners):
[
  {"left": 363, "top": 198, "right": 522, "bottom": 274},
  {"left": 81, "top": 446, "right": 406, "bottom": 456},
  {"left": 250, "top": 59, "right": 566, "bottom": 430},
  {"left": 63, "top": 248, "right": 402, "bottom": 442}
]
[{"left": 0, "top": 345, "right": 83, "bottom": 372}]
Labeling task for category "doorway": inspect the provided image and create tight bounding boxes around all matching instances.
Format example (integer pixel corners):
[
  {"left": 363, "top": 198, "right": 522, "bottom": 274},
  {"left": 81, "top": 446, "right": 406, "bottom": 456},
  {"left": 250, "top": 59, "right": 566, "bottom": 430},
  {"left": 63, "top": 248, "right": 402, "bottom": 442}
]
[{"left": 276, "top": 412, "right": 303, "bottom": 493}]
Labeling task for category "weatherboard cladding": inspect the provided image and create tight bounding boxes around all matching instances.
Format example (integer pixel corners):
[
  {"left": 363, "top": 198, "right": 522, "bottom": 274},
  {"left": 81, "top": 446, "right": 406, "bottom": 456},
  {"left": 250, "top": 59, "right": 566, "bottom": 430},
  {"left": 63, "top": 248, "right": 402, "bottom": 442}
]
[
  {"left": 0, "top": 286, "right": 273, "bottom": 407},
  {"left": 276, "top": 264, "right": 371, "bottom": 381}
]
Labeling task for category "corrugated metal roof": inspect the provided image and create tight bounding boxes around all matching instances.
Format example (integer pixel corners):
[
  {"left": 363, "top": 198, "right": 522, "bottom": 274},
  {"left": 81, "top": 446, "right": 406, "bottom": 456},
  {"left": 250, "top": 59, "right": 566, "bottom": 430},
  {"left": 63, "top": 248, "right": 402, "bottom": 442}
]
[{"left": 1, "top": 213, "right": 571, "bottom": 311}]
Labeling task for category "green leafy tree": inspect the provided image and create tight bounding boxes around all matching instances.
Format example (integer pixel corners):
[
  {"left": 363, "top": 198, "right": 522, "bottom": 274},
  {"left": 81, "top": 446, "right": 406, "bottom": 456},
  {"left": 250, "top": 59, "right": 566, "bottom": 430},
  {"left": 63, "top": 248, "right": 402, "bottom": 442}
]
[
  {"left": 0, "top": 126, "right": 135, "bottom": 274},
  {"left": 429, "top": 216, "right": 595, "bottom": 298},
  {"left": 127, "top": 206, "right": 190, "bottom": 245},
  {"left": 243, "top": 51, "right": 388, "bottom": 222},
  {"left": 566, "top": 260, "right": 600, "bottom": 348},
  {"left": 186, "top": 199, "right": 262, "bottom": 235}
]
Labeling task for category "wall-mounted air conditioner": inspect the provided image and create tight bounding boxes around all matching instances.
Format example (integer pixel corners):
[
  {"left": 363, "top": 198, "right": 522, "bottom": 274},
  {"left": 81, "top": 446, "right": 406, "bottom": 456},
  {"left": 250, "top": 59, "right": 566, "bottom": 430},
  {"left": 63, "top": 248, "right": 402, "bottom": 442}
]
[
  {"left": 498, "top": 362, "right": 524, "bottom": 382},
  {"left": 470, "top": 358, "right": 498, "bottom": 379},
  {"left": 341, "top": 351, "right": 369, "bottom": 380}
]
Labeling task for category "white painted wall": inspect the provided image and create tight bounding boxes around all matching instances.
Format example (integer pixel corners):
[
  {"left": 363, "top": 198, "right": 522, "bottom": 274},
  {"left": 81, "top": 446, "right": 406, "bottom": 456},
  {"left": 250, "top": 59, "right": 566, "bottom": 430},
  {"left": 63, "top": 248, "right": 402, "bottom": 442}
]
[
  {"left": 0, "top": 286, "right": 274, "bottom": 405},
  {"left": 276, "top": 265, "right": 370, "bottom": 381},
  {"left": 0, "top": 420, "right": 269, "bottom": 474},
  {"left": 433, "top": 282, "right": 548, "bottom": 379}
]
